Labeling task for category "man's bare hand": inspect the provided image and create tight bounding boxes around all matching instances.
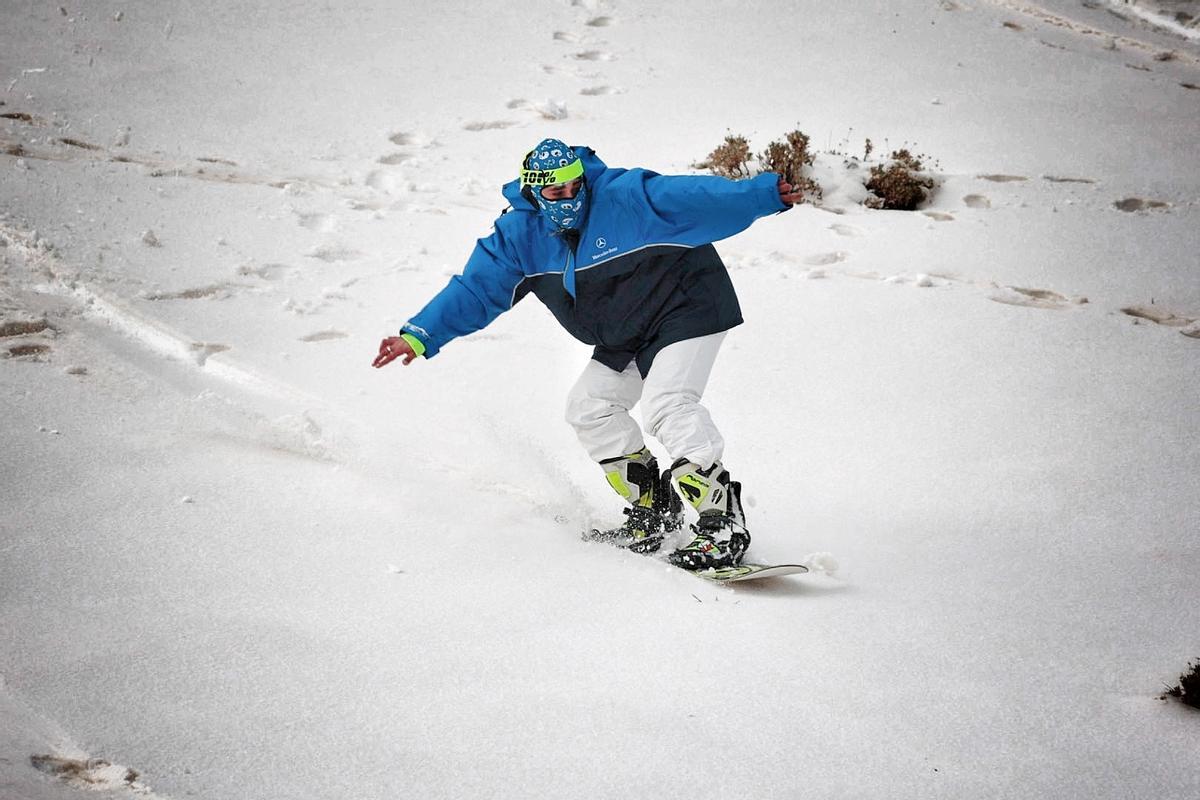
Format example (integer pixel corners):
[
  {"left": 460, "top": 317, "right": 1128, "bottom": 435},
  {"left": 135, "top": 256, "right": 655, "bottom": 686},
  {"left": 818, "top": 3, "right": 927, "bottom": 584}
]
[
  {"left": 778, "top": 178, "right": 806, "bottom": 206},
  {"left": 373, "top": 336, "right": 417, "bottom": 368}
]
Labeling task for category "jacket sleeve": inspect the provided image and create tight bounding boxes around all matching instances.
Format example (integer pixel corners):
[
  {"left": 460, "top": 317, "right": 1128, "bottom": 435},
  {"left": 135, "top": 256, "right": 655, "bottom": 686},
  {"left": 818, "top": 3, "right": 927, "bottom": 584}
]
[
  {"left": 632, "top": 170, "right": 787, "bottom": 246},
  {"left": 401, "top": 226, "right": 526, "bottom": 359}
]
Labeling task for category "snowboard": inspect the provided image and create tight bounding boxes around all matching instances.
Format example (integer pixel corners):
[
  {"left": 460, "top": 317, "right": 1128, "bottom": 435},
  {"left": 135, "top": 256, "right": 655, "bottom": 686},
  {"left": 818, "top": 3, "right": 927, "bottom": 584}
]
[
  {"left": 689, "top": 563, "right": 809, "bottom": 582},
  {"left": 582, "top": 528, "right": 808, "bottom": 582}
]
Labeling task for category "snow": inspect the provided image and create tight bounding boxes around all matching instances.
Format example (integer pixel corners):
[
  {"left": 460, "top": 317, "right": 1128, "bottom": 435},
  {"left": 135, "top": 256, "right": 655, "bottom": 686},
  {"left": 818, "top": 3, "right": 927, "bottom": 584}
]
[
  {"left": 2, "top": 1, "right": 1198, "bottom": 798},
  {"left": 1109, "top": 0, "right": 1200, "bottom": 40}
]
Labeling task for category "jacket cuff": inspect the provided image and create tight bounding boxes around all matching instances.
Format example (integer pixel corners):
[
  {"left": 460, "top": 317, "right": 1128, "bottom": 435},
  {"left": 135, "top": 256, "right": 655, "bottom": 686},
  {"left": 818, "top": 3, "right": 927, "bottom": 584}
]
[
  {"left": 755, "top": 171, "right": 789, "bottom": 213},
  {"left": 399, "top": 328, "right": 428, "bottom": 357}
]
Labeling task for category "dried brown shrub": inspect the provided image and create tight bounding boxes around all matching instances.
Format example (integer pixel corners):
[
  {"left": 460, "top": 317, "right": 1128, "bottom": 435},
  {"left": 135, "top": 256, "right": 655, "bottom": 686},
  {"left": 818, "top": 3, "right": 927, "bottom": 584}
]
[
  {"left": 864, "top": 149, "right": 936, "bottom": 210},
  {"left": 702, "top": 135, "right": 754, "bottom": 179},
  {"left": 758, "top": 129, "right": 822, "bottom": 203}
]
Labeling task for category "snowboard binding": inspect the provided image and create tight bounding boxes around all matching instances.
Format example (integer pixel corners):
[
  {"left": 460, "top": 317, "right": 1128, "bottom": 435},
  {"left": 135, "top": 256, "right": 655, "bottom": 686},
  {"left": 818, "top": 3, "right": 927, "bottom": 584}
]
[
  {"left": 667, "top": 460, "right": 750, "bottom": 571},
  {"left": 586, "top": 448, "right": 683, "bottom": 553}
]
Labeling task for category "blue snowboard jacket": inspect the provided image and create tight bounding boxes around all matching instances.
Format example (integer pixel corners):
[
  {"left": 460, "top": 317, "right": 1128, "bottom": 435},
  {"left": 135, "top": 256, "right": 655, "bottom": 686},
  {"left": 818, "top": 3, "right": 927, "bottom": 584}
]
[{"left": 401, "top": 146, "right": 787, "bottom": 376}]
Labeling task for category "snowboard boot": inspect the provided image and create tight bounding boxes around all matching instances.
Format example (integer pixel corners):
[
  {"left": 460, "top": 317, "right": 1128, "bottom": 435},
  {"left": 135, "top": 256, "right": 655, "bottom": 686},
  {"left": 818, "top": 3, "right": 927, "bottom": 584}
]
[
  {"left": 667, "top": 459, "right": 750, "bottom": 570},
  {"left": 587, "top": 448, "right": 683, "bottom": 554}
]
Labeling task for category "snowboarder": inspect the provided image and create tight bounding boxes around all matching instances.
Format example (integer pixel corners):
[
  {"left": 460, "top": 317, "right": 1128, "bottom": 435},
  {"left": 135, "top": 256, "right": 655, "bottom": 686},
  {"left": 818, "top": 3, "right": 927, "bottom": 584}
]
[{"left": 373, "top": 138, "right": 802, "bottom": 569}]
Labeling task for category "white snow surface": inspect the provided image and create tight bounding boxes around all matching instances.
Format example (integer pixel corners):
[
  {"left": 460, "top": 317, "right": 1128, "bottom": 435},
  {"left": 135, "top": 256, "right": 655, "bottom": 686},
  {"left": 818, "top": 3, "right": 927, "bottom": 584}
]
[{"left": 2, "top": 1, "right": 1199, "bottom": 798}]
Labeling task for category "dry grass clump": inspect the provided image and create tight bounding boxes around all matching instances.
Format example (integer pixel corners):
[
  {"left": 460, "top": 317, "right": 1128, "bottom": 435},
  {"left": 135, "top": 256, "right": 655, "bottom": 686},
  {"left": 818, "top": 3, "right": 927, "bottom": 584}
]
[
  {"left": 1162, "top": 659, "right": 1200, "bottom": 709},
  {"left": 864, "top": 149, "right": 936, "bottom": 210}
]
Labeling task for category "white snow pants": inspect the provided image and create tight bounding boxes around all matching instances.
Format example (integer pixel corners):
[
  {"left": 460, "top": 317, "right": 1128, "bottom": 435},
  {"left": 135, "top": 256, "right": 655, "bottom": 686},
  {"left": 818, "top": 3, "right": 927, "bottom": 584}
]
[{"left": 565, "top": 332, "right": 727, "bottom": 469}]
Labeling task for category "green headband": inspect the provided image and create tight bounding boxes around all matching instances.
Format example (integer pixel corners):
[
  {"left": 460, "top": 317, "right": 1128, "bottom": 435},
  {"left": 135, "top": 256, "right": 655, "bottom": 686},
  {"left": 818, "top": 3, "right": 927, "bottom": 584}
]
[{"left": 520, "top": 157, "right": 584, "bottom": 188}]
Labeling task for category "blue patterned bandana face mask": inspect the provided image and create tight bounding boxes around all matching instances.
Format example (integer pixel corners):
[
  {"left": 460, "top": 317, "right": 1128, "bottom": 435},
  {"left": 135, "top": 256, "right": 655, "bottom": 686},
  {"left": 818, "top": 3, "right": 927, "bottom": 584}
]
[
  {"left": 521, "top": 139, "right": 589, "bottom": 230},
  {"left": 536, "top": 179, "right": 588, "bottom": 230}
]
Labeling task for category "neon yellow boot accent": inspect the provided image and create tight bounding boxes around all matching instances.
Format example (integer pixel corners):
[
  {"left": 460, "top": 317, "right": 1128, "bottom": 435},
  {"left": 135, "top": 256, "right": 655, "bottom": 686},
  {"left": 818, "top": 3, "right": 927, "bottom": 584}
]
[
  {"left": 676, "top": 473, "right": 711, "bottom": 509},
  {"left": 600, "top": 448, "right": 656, "bottom": 506},
  {"left": 671, "top": 460, "right": 733, "bottom": 515},
  {"left": 605, "top": 470, "right": 633, "bottom": 501}
]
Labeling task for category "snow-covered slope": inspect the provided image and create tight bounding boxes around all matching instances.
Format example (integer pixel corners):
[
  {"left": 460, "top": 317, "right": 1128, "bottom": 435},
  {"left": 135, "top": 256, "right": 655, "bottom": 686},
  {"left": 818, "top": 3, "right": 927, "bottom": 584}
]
[{"left": 2, "top": 2, "right": 1198, "bottom": 799}]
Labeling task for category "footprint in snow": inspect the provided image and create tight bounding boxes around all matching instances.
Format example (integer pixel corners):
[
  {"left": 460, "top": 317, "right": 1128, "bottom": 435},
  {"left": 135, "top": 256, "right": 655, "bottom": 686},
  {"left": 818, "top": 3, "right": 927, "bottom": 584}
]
[
  {"left": 236, "top": 262, "right": 292, "bottom": 280},
  {"left": 0, "top": 318, "right": 53, "bottom": 337},
  {"left": 574, "top": 50, "right": 614, "bottom": 61},
  {"left": 365, "top": 169, "right": 405, "bottom": 195},
  {"left": 4, "top": 342, "right": 51, "bottom": 360},
  {"left": 300, "top": 329, "right": 349, "bottom": 343},
  {"left": 1039, "top": 39, "right": 1071, "bottom": 52},
  {"left": 828, "top": 223, "right": 864, "bottom": 237},
  {"left": 143, "top": 284, "right": 232, "bottom": 301},
  {"left": 0, "top": 111, "right": 49, "bottom": 125},
  {"left": 586, "top": 15, "right": 615, "bottom": 26},
  {"left": 30, "top": 754, "right": 148, "bottom": 794},
  {"left": 305, "top": 244, "right": 363, "bottom": 263},
  {"left": 1043, "top": 175, "right": 1096, "bottom": 184},
  {"left": 57, "top": 137, "right": 103, "bottom": 152},
  {"left": 387, "top": 131, "right": 432, "bottom": 147},
  {"left": 282, "top": 297, "right": 328, "bottom": 316},
  {"left": 190, "top": 342, "right": 230, "bottom": 365},
  {"left": 553, "top": 31, "right": 582, "bottom": 43},
  {"left": 463, "top": 120, "right": 518, "bottom": 132},
  {"left": 506, "top": 98, "right": 570, "bottom": 120},
  {"left": 884, "top": 273, "right": 942, "bottom": 288},
  {"left": 294, "top": 211, "right": 337, "bottom": 232},
  {"left": 1120, "top": 305, "right": 1199, "bottom": 338},
  {"left": 1, "top": 306, "right": 56, "bottom": 366},
  {"left": 1113, "top": 197, "right": 1170, "bottom": 213},
  {"left": 580, "top": 85, "right": 622, "bottom": 96},
  {"left": 535, "top": 100, "right": 569, "bottom": 120},
  {"left": 376, "top": 152, "right": 415, "bottom": 165},
  {"left": 978, "top": 174, "right": 1028, "bottom": 183},
  {"left": 803, "top": 252, "right": 848, "bottom": 266},
  {"left": 923, "top": 211, "right": 955, "bottom": 221},
  {"left": 963, "top": 194, "right": 991, "bottom": 209},
  {"left": 988, "top": 286, "right": 1081, "bottom": 310}
]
